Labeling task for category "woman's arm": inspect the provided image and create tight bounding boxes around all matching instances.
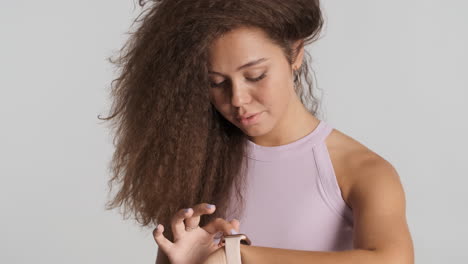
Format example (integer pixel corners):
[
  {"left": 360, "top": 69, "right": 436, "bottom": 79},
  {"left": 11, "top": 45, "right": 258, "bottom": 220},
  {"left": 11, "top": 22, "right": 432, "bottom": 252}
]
[
  {"left": 239, "top": 157, "right": 414, "bottom": 264},
  {"left": 240, "top": 245, "right": 382, "bottom": 264}
]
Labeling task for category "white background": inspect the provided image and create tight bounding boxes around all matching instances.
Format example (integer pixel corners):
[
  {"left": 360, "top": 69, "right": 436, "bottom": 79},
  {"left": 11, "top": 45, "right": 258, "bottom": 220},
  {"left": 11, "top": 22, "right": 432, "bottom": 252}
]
[{"left": 1, "top": 1, "right": 467, "bottom": 263}]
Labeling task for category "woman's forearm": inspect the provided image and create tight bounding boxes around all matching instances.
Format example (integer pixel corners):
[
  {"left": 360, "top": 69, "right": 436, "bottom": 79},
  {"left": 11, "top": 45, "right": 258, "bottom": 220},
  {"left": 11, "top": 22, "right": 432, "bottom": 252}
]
[{"left": 240, "top": 244, "right": 397, "bottom": 264}]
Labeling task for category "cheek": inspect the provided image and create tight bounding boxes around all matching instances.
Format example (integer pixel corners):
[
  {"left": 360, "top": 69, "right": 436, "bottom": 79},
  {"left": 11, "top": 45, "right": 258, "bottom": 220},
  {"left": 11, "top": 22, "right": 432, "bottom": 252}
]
[
  {"left": 259, "top": 77, "right": 291, "bottom": 111},
  {"left": 209, "top": 90, "right": 231, "bottom": 117},
  {"left": 209, "top": 89, "right": 223, "bottom": 107},
  {"left": 210, "top": 88, "right": 230, "bottom": 103}
]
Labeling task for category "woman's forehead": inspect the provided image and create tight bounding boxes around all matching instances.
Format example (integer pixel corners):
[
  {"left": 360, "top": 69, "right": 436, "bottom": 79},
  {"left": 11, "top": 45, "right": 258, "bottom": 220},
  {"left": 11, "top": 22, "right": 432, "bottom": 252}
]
[{"left": 208, "top": 32, "right": 280, "bottom": 69}]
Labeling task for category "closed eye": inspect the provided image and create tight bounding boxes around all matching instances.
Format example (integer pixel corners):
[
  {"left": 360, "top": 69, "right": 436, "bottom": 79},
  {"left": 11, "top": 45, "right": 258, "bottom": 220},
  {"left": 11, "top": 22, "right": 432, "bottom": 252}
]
[
  {"left": 210, "top": 73, "right": 267, "bottom": 88},
  {"left": 250, "top": 73, "right": 267, "bottom": 82}
]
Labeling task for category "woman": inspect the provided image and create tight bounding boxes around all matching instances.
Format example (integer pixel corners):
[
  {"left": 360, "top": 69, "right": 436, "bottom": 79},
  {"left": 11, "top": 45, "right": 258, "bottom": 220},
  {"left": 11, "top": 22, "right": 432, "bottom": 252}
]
[{"left": 101, "top": 0, "right": 414, "bottom": 263}]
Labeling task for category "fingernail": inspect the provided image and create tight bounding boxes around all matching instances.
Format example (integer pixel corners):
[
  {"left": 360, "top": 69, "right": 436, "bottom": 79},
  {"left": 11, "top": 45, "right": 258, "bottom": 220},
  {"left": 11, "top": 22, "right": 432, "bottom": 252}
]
[
  {"left": 184, "top": 208, "right": 191, "bottom": 213},
  {"left": 153, "top": 224, "right": 160, "bottom": 234},
  {"left": 206, "top": 204, "right": 215, "bottom": 209},
  {"left": 230, "top": 228, "right": 238, "bottom": 235}
]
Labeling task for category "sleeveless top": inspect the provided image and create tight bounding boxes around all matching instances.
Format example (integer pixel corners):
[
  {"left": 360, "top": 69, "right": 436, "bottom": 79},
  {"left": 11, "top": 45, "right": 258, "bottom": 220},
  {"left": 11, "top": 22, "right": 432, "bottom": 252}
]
[{"left": 222, "top": 119, "right": 354, "bottom": 251}]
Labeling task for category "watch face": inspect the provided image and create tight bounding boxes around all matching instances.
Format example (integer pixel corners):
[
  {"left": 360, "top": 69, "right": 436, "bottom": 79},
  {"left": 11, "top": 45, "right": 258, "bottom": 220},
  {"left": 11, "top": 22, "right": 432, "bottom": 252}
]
[
  {"left": 222, "top": 234, "right": 252, "bottom": 245},
  {"left": 240, "top": 234, "right": 252, "bottom": 245},
  {"left": 240, "top": 239, "right": 250, "bottom": 245}
]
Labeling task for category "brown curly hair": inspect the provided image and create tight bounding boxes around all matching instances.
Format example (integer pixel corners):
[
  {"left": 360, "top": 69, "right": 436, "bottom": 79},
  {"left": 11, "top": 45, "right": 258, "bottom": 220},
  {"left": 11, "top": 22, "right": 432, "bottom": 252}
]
[{"left": 99, "top": 0, "right": 324, "bottom": 242}]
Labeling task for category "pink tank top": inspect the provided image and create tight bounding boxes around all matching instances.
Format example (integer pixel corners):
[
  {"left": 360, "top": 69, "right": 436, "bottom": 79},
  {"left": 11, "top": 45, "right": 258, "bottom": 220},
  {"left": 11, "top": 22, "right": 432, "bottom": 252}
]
[{"left": 224, "top": 119, "right": 354, "bottom": 251}]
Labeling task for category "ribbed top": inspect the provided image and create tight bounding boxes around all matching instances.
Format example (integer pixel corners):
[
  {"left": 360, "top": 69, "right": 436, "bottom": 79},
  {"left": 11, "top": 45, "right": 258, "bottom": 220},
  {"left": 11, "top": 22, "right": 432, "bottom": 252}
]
[
  {"left": 223, "top": 119, "right": 355, "bottom": 251},
  {"left": 245, "top": 120, "right": 328, "bottom": 161}
]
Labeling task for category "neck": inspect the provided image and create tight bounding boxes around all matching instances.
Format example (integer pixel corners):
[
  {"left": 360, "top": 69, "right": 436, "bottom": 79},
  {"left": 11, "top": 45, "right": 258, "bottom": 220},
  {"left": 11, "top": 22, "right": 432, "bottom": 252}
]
[{"left": 249, "top": 95, "right": 320, "bottom": 147}]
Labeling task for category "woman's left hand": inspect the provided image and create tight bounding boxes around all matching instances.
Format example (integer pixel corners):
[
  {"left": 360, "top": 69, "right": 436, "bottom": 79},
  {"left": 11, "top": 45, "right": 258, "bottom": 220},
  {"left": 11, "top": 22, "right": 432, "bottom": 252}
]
[{"left": 153, "top": 203, "right": 240, "bottom": 264}]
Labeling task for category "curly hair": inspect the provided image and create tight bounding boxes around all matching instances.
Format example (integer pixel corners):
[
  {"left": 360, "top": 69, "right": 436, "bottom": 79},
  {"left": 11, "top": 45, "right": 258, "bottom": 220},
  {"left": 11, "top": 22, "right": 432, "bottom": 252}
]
[{"left": 99, "top": 0, "right": 324, "bottom": 242}]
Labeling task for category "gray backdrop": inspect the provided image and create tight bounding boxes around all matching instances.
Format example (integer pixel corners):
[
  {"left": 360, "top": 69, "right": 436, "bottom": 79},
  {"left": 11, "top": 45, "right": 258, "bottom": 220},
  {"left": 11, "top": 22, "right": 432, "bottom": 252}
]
[{"left": 1, "top": 0, "right": 467, "bottom": 263}]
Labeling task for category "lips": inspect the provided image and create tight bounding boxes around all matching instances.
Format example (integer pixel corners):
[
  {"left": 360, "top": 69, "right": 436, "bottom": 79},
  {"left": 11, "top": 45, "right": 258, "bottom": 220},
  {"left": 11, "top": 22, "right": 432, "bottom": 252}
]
[
  {"left": 237, "top": 111, "right": 263, "bottom": 126},
  {"left": 237, "top": 112, "right": 259, "bottom": 120}
]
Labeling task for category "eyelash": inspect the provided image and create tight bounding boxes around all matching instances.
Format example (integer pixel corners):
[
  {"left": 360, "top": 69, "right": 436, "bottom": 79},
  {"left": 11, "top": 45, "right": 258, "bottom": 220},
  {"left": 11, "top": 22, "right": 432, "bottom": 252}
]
[{"left": 210, "top": 73, "right": 267, "bottom": 88}]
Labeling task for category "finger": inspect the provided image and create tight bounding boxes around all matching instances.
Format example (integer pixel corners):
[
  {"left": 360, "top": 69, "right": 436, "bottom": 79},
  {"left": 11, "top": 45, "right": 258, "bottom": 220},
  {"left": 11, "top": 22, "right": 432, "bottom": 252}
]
[
  {"left": 230, "top": 218, "right": 241, "bottom": 233},
  {"left": 202, "top": 217, "right": 238, "bottom": 236},
  {"left": 216, "top": 218, "right": 240, "bottom": 248},
  {"left": 184, "top": 203, "right": 216, "bottom": 229},
  {"left": 152, "top": 224, "right": 173, "bottom": 252},
  {"left": 171, "top": 207, "right": 194, "bottom": 240}
]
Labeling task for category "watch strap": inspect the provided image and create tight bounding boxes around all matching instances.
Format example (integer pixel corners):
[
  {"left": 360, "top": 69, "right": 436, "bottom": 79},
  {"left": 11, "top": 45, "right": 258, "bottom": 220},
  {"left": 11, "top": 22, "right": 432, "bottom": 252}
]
[{"left": 221, "top": 234, "right": 251, "bottom": 264}]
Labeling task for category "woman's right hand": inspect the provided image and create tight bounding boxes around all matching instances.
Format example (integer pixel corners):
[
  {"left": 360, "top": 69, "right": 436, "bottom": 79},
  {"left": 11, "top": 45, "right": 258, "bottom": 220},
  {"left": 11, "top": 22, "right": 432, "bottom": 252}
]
[{"left": 153, "top": 203, "right": 240, "bottom": 264}]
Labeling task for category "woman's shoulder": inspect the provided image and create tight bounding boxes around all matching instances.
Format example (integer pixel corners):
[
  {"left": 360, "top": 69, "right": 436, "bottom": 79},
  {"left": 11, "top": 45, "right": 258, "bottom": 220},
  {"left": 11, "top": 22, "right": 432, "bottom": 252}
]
[{"left": 325, "top": 127, "right": 392, "bottom": 208}]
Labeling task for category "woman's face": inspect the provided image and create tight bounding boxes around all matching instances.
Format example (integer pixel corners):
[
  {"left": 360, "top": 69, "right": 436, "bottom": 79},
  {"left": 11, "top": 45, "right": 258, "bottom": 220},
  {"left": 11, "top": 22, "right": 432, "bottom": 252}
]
[{"left": 208, "top": 26, "right": 304, "bottom": 143}]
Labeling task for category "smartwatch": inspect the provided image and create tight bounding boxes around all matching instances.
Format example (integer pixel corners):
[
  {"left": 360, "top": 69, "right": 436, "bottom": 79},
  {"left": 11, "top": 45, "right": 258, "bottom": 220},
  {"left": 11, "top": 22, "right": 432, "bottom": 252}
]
[{"left": 220, "top": 234, "right": 252, "bottom": 264}]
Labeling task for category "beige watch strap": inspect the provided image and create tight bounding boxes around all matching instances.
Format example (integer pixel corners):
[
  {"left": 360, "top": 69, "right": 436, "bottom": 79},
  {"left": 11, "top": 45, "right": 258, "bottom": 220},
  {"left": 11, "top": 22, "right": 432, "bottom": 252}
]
[{"left": 221, "top": 234, "right": 251, "bottom": 264}]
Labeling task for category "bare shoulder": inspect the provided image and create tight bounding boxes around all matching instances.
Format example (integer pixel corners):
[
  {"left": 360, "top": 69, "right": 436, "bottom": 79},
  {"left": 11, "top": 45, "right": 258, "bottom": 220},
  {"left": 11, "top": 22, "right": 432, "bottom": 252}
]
[
  {"left": 324, "top": 127, "right": 396, "bottom": 208},
  {"left": 325, "top": 127, "right": 414, "bottom": 261}
]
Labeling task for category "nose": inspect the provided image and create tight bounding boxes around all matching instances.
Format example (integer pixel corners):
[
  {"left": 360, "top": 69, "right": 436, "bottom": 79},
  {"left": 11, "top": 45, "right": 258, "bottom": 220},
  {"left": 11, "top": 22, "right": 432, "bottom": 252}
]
[{"left": 230, "top": 80, "right": 251, "bottom": 107}]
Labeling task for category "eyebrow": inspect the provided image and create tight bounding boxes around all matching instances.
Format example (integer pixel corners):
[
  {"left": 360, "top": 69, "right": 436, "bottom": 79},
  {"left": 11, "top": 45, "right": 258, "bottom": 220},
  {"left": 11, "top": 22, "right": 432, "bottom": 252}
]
[{"left": 208, "top": 57, "right": 269, "bottom": 76}]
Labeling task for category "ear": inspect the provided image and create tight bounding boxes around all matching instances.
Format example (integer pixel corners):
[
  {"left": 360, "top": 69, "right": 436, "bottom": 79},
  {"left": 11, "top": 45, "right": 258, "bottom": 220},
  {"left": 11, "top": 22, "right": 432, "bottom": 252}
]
[{"left": 291, "top": 39, "right": 305, "bottom": 70}]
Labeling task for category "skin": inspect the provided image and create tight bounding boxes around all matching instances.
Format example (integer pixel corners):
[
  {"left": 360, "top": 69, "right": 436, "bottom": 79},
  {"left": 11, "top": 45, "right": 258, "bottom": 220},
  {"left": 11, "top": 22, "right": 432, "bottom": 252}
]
[
  {"left": 207, "top": 26, "right": 320, "bottom": 147},
  {"left": 154, "top": 203, "right": 241, "bottom": 264},
  {"left": 155, "top": 26, "right": 414, "bottom": 264}
]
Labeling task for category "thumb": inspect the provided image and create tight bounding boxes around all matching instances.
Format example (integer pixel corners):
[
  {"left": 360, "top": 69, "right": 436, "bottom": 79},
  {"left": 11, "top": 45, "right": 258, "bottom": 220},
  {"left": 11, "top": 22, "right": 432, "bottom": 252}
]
[{"left": 152, "top": 224, "right": 173, "bottom": 252}]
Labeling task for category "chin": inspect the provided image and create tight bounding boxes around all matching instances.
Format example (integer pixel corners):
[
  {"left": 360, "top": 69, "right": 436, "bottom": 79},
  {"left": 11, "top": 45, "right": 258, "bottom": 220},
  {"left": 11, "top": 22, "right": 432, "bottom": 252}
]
[
  {"left": 241, "top": 121, "right": 274, "bottom": 138},
  {"left": 228, "top": 112, "right": 273, "bottom": 137}
]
